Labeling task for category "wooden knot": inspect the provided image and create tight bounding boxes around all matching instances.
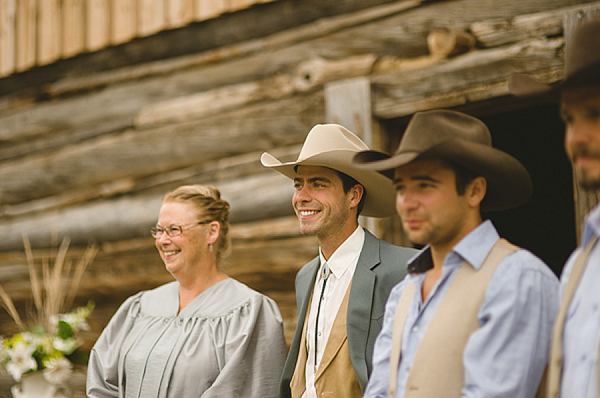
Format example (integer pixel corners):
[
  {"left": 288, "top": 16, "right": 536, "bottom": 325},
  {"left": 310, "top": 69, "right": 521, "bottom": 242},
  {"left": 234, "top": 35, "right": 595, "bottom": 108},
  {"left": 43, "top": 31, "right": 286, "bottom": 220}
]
[{"left": 427, "top": 28, "right": 475, "bottom": 59}]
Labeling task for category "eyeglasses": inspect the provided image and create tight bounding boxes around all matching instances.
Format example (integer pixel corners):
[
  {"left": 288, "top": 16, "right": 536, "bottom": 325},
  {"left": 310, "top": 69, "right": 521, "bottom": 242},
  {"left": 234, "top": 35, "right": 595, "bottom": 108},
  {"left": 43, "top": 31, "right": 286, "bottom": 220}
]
[{"left": 150, "top": 220, "right": 212, "bottom": 238}]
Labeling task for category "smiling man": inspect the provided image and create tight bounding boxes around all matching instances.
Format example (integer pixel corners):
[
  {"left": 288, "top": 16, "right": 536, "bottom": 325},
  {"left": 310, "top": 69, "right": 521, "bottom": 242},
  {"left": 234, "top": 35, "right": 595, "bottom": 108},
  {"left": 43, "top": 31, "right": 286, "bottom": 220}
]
[
  {"left": 354, "top": 109, "right": 559, "bottom": 398},
  {"left": 261, "top": 124, "right": 417, "bottom": 398},
  {"left": 510, "top": 18, "right": 600, "bottom": 398}
]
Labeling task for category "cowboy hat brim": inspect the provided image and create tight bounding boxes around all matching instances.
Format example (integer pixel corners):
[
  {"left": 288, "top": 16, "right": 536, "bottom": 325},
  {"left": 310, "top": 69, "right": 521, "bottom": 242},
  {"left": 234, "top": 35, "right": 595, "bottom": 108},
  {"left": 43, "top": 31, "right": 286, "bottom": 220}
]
[
  {"left": 509, "top": 65, "right": 600, "bottom": 99},
  {"left": 508, "top": 73, "right": 557, "bottom": 98},
  {"left": 261, "top": 150, "right": 397, "bottom": 217},
  {"left": 354, "top": 139, "right": 532, "bottom": 212}
]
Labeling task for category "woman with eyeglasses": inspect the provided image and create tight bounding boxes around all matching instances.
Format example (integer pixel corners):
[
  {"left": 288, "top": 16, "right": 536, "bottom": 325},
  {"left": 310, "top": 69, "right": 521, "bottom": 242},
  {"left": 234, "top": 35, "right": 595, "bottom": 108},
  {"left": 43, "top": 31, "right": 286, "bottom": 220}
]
[{"left": 86, "top": 185, "right": 287, "bottom": 398}]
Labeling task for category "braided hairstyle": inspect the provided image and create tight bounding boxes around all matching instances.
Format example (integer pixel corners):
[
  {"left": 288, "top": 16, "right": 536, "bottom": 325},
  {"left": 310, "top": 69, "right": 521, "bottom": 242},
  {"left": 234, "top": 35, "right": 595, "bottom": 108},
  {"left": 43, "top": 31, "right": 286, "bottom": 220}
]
[{"left": 162, "top": 185, "right": 231, "bottom": 264}]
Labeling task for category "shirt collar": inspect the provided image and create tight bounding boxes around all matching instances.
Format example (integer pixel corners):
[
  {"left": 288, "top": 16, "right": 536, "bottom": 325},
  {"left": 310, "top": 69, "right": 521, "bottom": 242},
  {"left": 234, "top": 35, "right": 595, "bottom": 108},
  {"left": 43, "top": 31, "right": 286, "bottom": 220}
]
[
  {"left": 407, "top": 220, "right": 499, "bottom": 273},
  {"left": 582, "top": 204, "right": 600, "bottom": 247},
  {"left": 318, "top": 226, "right": 365, "bottom": 279}
]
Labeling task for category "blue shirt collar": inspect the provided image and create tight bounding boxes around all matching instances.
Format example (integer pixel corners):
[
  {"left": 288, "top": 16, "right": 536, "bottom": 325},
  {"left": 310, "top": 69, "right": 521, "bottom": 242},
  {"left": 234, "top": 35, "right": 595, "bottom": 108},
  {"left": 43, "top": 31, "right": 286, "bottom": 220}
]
[
  {"left": 408, "top": 220, "right": 500, "bottom": 273},
  {"left": 582, "top": 204, "right": 600, "bottom": 248}
]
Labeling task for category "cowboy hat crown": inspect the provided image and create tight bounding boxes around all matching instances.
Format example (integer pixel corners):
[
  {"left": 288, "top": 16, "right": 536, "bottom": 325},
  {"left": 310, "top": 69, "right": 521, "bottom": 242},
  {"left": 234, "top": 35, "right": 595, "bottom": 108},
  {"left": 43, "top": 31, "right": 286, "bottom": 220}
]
[
  {"left": 260, "top": 124, "right": 396, "bottom": 217},
  {"left": 509, "top": 18, "right": 600, "bottom": 96},
  {"left": 353, "top": 110, "right": 532, "bottom": 212}
]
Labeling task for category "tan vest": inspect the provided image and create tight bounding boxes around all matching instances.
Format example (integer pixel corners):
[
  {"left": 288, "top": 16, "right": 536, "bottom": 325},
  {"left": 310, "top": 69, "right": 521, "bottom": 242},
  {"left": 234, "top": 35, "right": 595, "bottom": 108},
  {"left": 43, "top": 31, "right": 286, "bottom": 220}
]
[
  {"left": 388, "top": 238, "right": 520, "bottom": 398},
  {"left": 546, "top": 235, "right": 599, "bottom": 398},
  {"left": 290, "top": 283, "right": 362, "bottom": 398}
]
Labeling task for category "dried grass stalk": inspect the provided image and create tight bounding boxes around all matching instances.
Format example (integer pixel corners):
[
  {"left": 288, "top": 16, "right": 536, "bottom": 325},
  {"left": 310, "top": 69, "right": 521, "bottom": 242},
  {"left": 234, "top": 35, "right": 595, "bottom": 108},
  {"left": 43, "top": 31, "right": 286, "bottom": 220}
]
[
  {"left": 64, "top": 244, "right": 98, "bottom": 311},
  {"left": 0, "top": 234, "right": 97, "bottom": 331},
  {"left": 0, "top": 285, "right": 25, "bottom": 331},
  {"left": 23, "top": 234, "right": 43, "bottom": 321}
]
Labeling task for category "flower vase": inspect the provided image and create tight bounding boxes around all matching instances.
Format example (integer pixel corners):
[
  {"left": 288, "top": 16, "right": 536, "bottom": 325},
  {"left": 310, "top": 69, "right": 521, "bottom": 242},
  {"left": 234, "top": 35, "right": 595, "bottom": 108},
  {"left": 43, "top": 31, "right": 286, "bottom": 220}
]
[{"left": 11, "top": 372, "right": 69, "bottom": 398}]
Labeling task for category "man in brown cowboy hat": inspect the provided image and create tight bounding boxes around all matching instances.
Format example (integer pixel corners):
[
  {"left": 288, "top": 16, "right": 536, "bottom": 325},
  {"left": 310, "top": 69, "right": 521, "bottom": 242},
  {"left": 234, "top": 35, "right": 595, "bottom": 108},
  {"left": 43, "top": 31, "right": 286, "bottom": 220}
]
[
  {"left": 261, "top": 124, "right": 417, "bottom": 398},
  {"left": 510, "top": 18, "right": 600, "bottom": 398},
  {"left": 354, "top": 109, "right": 559, "bottom": 398}
]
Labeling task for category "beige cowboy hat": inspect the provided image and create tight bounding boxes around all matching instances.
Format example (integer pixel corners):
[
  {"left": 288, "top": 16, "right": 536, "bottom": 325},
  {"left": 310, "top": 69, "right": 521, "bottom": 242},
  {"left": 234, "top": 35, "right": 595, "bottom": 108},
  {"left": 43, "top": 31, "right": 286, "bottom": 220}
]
[
  {"left": 353, "top": 110, "right": 532, "bottom": 212},
  {"left": 509, "top": 18, "right": 600, "bottom": 96},
  {"left": 260, "top": 124, "right": 396, "bottom": 217}
]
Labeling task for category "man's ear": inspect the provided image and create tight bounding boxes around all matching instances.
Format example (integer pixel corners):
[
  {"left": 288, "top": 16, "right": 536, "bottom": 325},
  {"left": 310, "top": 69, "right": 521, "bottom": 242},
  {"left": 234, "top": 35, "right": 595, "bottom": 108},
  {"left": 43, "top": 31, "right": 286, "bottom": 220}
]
[
  {"left": 467, "top": 177, "right": 487, "bottom": 208},
  {"left": 349, "top": 184, "right": 364, "bottom": 209}
]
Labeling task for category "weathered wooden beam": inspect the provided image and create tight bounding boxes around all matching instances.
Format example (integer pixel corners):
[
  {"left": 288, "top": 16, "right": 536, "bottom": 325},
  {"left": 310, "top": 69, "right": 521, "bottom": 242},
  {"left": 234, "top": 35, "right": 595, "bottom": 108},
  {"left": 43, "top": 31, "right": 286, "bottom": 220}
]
[
  {"left": 1, "top": 145, "right": 301, "bottom": 218},
  {"left": 470, "top": 2, "right": 600, "bottom": 49},
  {"left": 135, "top": 54, "right": 376, "bottom": 128},
  {"left": 0, "top": 172, "right": 296, "bottom": 250},
  {"left": 0, "top": 92, "right": 323, "bottom": 204},
  {"left": 372, "top": 37, "right": 564, "bottom": 119}
]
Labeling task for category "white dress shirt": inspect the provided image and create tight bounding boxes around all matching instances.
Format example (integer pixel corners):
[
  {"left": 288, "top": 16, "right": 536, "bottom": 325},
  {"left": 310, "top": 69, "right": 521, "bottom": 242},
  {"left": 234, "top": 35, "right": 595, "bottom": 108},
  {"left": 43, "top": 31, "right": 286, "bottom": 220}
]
[{"left": 302, "top": 226, "right": 365, "bottom": 398}]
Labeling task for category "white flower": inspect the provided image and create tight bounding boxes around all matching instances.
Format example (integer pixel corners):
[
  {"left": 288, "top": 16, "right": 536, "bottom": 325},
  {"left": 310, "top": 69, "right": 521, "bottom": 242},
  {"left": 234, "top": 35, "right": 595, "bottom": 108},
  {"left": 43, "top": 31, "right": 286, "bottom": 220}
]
[
  {"left": 52, "top": 337, "right": 79, "bottom": 355},
  {"left": 35, "top": 336, "right": 54, "bottom": 356},
  {"left": 19, "top": 332, "right": 33, "bottom": 344},
  {"left": 42, "top": 357, "right": 72, "bottom": 384},
  {"left": 6, "top": 341, "right": 37, "bottom": 382},
  {"left": 75, "top": 319, "right": 90, "bottom": 332}
]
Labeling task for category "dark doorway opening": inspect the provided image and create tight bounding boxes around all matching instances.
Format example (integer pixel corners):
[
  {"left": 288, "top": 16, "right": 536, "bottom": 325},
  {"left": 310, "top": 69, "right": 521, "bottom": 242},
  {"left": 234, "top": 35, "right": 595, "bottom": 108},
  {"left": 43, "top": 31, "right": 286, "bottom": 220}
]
[
  {"left": 481, "top": 104, "right": 575, "bottom": 277},
  {"left": 383, "top": 103, "right": 576, "bottom": 277}
]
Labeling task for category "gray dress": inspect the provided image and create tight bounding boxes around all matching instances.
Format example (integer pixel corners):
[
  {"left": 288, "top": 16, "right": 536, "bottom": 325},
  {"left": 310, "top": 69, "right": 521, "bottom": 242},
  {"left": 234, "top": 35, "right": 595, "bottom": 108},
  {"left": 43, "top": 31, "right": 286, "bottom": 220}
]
[{"left": 86, "top": 278, "right": 287, "bottom": 398}]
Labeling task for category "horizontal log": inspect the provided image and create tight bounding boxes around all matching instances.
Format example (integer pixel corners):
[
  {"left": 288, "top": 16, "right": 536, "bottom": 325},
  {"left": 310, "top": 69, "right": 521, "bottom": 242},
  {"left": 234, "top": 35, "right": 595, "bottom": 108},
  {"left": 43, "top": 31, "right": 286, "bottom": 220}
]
[
  {"left": 0, "top": 93, "right": 323, "bottom": 205},
  {"left": 372, "top": 37, "right": 564, "bottom": 119},
  {"left": 0, "top": 215, "right": 312, "bottom": 293},
  {"left": 135, "top": 54, "right": 376, "bottom": 128},
  {"left": 470, "top": 2, "right": 600, "bottom": 48},
  {"left": 0, "top": 172, "right": 297, "bottom": 251},
  {"left": 0, "top": 144, "right": 301, "bottom": 218}
]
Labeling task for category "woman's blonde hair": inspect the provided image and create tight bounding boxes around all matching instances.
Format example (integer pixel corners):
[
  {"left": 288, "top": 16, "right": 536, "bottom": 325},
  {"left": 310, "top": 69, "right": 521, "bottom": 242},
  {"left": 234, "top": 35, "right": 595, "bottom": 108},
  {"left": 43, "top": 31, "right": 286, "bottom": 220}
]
[{"left": 162, "top": 185, "right": 231, "bottom": 263}]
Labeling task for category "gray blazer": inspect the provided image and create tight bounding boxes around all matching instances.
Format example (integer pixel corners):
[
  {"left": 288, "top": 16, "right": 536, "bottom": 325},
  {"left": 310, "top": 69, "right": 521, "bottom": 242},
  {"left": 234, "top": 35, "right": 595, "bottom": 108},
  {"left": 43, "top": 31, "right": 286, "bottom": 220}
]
[{"left": 279, "top": 228, "right": 416, "bottom": 398}]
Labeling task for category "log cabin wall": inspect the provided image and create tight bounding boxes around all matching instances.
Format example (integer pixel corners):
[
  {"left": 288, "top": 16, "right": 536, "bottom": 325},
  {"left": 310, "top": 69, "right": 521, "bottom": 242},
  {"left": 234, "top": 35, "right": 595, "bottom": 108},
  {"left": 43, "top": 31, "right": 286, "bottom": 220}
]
[{"left": 0, "top": 0, "right": 599, "bottom": 395}]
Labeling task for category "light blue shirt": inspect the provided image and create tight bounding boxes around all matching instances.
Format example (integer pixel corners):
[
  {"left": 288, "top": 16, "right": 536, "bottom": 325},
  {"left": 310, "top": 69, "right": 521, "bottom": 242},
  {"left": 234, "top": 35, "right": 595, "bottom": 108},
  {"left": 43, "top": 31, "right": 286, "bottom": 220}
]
[
  {"left": 560, "top": 204, "right": 600, "bottom": 398},
  {"left": 364, "top": 220, "right": 559, "bottom": 398}
]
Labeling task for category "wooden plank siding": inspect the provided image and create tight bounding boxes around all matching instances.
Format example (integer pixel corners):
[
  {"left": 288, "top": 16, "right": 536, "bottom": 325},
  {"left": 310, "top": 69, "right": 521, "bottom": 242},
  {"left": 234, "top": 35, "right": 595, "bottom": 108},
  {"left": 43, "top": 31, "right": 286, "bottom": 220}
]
[
  {"left": 0, "top": 0, "right": 15, "bottom": 76},
  {"left": 0, "top": 0, "right": 278, "bottom": 78},
  {"left": 14, "top": 0, "right": 36, "bottom": 72}
]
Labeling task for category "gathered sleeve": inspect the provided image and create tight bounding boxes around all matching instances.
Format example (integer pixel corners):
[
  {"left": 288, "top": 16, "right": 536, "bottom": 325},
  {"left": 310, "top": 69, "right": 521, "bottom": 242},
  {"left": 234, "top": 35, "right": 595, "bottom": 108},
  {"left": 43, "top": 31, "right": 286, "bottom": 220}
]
[
  {"left": 86, "top": 293, "right": 142, "bottom": 398},
  {"left": 200, "top": 294, "right": 287, "bottom": 398}
]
